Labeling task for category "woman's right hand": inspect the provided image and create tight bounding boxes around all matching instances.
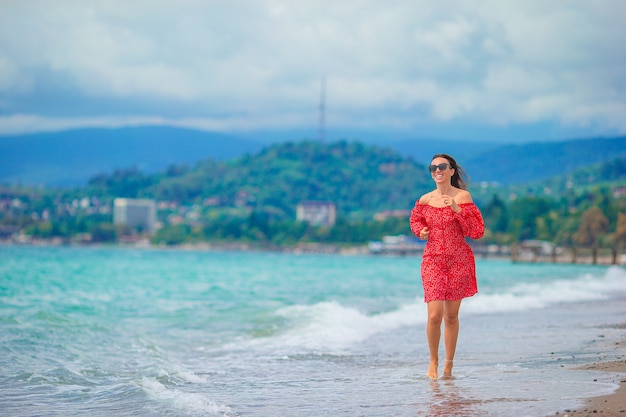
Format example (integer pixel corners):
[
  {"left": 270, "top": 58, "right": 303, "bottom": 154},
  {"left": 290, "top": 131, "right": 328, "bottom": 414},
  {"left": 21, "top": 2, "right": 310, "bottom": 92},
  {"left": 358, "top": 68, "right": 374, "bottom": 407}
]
[{"left": 419, "top": 227, "right": 430, "bottom": 240}]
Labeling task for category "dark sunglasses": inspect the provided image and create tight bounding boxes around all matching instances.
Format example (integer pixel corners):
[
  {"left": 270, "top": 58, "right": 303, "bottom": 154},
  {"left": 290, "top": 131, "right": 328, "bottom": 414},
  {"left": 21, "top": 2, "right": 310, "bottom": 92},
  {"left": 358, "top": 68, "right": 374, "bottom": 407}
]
[{"left": 428, "top": 163, "right": 450, "bottom": 173}]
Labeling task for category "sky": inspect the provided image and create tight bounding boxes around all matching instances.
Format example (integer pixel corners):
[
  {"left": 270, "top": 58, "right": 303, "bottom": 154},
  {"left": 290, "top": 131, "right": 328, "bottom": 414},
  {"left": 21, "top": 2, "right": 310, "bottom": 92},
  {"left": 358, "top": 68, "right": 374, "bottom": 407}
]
[{"left": 0, "top": 0, "right": 625, "bottom": 143}]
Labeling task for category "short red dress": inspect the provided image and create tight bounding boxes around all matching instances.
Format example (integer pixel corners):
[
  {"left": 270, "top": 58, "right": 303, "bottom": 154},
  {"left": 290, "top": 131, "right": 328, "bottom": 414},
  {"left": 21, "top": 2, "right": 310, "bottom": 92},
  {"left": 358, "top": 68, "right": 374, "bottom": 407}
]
[{"left": 409, "top": 202, "right": 484, "bottom": 303}]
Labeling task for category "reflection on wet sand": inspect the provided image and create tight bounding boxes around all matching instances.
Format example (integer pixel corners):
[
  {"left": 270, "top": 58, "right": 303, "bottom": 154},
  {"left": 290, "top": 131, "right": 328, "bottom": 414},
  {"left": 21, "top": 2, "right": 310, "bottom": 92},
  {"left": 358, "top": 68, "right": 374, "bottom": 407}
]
[{"left": 420, "top": 378, "right": 480, "bottom": 417}]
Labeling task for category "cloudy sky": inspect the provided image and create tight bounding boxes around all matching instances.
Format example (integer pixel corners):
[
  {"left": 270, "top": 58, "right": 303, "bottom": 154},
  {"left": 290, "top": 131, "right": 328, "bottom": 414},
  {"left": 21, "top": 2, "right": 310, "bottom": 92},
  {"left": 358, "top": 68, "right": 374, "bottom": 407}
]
[{"left": 1, "top": 0, "right": 625, "bottom": 142}]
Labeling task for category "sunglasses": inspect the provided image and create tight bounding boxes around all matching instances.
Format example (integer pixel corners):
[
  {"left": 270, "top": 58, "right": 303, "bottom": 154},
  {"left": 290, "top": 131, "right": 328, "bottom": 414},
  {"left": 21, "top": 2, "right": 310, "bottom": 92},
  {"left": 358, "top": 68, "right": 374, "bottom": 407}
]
[{"left": 428, "top": 163, "right": 451, "bottom": 173}]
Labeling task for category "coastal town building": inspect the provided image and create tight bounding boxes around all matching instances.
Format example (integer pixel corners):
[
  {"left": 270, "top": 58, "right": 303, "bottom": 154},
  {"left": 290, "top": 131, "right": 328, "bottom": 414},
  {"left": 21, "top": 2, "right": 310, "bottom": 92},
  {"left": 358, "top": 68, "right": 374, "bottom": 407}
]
[
  {"left": 296, "top": 201, "right": 336, "bottom": 227},
  {"left": 113, "top": 198, "right": 157, "bottom": 234}
]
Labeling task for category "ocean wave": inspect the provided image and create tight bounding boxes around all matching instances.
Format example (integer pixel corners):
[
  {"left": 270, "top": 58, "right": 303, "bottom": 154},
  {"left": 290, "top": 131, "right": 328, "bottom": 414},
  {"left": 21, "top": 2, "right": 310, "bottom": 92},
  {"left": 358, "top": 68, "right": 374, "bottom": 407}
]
[
  {"left": 139, "top": 377, "right": 237, "bottom": 416},
  {"left": 465, "top": 265, "right": 626, "bottom": 314},
  {"left": 233, "top": 266, "right": 626, "bottom": 354},
  {"left": 279, "top": 301, "right": 421, "bottom": 347},
  {"left": 223, "top": 301, "right": 426, "bottom": 354}
]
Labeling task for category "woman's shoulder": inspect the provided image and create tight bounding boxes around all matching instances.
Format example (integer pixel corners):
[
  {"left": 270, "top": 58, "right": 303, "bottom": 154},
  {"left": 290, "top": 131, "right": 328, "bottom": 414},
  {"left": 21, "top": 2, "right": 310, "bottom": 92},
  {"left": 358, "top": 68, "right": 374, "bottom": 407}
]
[
  {"left": 454, "top": 189, "right": 474, "bottom": 204},
  {"left": 418, "top": 191, "right": 436, "bottom": 205}
]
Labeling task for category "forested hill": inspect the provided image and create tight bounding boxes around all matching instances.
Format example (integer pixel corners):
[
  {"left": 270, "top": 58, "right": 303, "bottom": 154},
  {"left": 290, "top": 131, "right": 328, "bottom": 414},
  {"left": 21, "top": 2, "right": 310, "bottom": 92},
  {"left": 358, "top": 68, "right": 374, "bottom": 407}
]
[
  {"left": 529, "top": 155, "right": 626, "bottom": 193},
  {"left": 2, "top": 125, "right": 625, "bottom": 187},
  {"left": 76, "top": 138, "right": 626, "bottom": 218},
  {"left": 87, "top": 141, "right": 432, "bottom": 217}
]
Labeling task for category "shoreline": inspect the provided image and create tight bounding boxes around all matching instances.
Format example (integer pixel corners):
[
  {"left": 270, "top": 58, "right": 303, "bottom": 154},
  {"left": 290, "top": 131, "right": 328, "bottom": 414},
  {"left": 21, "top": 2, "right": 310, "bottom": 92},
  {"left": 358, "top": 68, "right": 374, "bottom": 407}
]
[
  {"left": 549, "top": 347, "right": 626, "bottom": 416},
  {"left": 3, "top": 240, "right": 626, "bottom": 265}
]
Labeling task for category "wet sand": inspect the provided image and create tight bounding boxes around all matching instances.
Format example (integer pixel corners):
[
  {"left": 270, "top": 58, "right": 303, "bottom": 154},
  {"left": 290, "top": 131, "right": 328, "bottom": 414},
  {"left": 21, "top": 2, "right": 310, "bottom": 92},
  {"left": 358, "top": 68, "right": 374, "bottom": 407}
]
[{"left": 550, "top": 356, "right": 626, "bottom": 416}]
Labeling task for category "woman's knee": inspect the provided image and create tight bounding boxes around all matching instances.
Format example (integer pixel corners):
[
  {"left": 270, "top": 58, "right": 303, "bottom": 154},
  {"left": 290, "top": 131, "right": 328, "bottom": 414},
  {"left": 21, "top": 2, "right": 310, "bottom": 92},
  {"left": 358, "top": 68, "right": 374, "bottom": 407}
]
[
  {"left": 443, "top": 312, "right": 459, "bottom": 325},
  {"left": 428, "top": 310, "right": 444, "bottom": 325}
]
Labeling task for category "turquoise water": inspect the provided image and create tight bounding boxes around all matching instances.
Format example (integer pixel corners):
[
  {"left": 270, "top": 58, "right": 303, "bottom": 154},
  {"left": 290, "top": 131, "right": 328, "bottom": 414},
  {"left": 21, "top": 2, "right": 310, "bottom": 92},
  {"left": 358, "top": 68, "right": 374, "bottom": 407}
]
[{"left": 1, "top": 245, "right": 625, "bottom": 416}]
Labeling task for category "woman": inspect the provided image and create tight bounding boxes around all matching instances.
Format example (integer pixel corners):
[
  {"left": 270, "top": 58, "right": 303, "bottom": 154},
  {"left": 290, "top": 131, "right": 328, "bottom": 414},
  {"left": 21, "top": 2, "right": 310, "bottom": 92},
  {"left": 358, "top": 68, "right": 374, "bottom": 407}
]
[{"left": 409, "top": 154, "right": 484, "bottom": 379}]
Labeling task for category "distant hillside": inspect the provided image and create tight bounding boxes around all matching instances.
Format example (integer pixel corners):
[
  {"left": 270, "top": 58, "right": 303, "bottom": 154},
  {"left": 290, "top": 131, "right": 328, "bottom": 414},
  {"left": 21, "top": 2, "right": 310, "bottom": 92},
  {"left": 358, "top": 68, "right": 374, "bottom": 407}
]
[
  {"left": 84, "top": 139, "right": 626, "bottom": 218},
  {"left": 384, "top": 139, "right": 501, "bottom": 168},
  {"left": 87, "top": 140, "right": 433, "bottom": 217},
  {"left": 2, "top": 125, "right": 625, "bottom": 187},
  {"left": 464, "top": 136, "right": 626, "bottom": 185},
  {"left": 530, "top": 155, "right": 626, "bottom": 192},
  {"left": 0, "top": 126, "right": 263, "bottom": 186}
]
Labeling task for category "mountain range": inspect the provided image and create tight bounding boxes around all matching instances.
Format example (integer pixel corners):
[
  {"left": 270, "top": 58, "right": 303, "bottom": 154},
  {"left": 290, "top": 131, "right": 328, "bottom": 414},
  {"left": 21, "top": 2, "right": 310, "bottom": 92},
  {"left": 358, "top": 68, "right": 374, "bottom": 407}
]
[
  {"left": 0, "top": 127, "right": 263, "bottom": 186},
  {"left": 1, "top": 126, "right": 625, "bottom": 187}
]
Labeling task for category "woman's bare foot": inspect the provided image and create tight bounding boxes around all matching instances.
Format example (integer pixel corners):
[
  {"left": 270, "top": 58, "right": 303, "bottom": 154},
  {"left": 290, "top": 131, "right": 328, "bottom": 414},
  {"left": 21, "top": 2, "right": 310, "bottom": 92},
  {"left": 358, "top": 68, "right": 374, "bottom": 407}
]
[
  {"left": 442, "top": 360, "right": 453, "bottom": 378},
  {"left": 427, "top": 359, "right": 438, "bottom": 379}
]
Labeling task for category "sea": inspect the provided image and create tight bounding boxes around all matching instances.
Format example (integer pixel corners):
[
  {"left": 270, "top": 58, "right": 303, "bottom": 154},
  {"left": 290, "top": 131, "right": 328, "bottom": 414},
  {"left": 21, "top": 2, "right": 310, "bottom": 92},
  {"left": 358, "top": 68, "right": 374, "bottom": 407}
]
[{"left": 1, "top": 244, "right": 625, "bottom": 417}]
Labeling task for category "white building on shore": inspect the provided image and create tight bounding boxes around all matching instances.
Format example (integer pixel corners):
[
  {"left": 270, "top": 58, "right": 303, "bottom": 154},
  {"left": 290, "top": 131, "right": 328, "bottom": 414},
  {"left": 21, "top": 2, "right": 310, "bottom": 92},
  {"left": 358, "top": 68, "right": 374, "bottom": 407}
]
[
  {"left": 296, "top": 201, "right": 336, "bottom": 227},
  {"left": 113, "top": 198, "right": 156, "bottom": 234}
]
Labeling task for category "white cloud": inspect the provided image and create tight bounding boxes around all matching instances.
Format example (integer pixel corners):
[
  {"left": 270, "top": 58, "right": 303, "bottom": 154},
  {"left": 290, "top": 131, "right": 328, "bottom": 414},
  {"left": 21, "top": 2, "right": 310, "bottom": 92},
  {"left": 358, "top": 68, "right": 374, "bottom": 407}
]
[{"left": 0, "top": 0, "right": 625, "bottom": 139}]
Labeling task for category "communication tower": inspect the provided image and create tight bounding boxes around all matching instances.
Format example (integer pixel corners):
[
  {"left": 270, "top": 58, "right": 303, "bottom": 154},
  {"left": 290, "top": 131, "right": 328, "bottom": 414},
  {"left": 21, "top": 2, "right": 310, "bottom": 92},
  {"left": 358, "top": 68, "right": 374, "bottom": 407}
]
[{"left": 318, "top": 76, "right": 326, "bottom": 142}]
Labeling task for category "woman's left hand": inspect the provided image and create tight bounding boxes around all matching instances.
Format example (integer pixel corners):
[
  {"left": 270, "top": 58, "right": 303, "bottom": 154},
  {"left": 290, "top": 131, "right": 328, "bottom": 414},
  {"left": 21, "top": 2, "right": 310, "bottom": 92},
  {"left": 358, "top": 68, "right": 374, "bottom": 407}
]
[{"left": 441, "top": 195, "right": 461, "bottom": 213}]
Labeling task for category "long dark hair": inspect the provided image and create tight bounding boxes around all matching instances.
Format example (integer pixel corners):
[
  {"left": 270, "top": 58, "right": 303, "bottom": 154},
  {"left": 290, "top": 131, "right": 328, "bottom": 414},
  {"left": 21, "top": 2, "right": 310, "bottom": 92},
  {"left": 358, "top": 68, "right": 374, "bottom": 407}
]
[{"left": 432, "top": 153, "right": 469, "bottom": 190}]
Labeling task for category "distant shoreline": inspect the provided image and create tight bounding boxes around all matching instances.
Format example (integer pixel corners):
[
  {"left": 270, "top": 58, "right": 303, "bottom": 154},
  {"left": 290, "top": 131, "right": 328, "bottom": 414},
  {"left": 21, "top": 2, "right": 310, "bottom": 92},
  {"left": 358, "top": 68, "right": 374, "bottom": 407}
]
[
  {"left": 2, "top": 239, "right": 626, "bottom": 265},
  {"left": 0, "top": 238, "right": 370, "bottom": 256}
]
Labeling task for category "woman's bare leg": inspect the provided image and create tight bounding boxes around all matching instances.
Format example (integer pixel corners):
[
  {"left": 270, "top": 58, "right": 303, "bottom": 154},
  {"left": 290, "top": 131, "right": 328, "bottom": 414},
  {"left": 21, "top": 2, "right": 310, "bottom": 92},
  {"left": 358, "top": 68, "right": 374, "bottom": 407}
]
[
  {"left": 442, "top": 300, "right": 462, "bottom": 377},
  {"left": 426, "top": 301, "right": 444, "bottom": 379}
]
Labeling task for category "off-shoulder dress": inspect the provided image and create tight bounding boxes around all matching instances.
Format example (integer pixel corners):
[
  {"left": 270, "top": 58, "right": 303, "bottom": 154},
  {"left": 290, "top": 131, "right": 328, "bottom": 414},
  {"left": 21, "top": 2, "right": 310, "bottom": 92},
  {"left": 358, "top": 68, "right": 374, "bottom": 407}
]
[{"left": 409, "top": 202, "right": 485, "bottom": 303}]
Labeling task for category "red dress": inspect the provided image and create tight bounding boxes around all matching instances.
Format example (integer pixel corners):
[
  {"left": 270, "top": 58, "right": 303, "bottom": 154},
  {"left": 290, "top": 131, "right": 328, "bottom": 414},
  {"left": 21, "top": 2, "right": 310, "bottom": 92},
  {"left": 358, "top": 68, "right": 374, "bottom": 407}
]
[{"left": 409, "top": 202, "right": 484, "bottom": 303}]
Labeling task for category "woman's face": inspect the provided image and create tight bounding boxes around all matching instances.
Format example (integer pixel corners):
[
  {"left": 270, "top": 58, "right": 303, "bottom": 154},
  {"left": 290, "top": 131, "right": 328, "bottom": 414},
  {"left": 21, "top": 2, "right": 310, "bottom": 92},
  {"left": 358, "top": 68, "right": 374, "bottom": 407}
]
[{"left": 430, "top": 157, "right": 454, "bottom": 184}]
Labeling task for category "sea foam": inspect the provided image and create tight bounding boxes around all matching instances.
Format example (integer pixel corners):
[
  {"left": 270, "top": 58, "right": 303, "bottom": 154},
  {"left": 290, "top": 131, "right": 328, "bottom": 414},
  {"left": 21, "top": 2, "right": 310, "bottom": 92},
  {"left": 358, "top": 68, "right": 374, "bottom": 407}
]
[
  {"left": 258, "top": 266, "right": 626, "bottom": 352},
  {"left": 228, "top": 301, "right": 426, "bottom": 353},
  {"left": 139, "top": 377, "right": 236, "bottom": 416},
  {"left": 465, "top": 265, "right": 626, "bottom": 314}
]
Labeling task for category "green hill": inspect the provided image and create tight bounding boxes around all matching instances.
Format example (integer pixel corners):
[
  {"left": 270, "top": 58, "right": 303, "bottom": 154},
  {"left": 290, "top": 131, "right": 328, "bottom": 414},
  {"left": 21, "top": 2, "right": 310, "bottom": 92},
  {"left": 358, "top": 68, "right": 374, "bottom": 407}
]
[
  {"left": 3, "top": 125, "right": 625, "bottom": 187},
  {"left": 525, "top": 156, "right": 626, "bottom": 194},
  {"left": 87, "top": 140, "right": 432, "bottom": 218},
  {"left": 86, "top": 139, "right": 626, "bottom": 219}
]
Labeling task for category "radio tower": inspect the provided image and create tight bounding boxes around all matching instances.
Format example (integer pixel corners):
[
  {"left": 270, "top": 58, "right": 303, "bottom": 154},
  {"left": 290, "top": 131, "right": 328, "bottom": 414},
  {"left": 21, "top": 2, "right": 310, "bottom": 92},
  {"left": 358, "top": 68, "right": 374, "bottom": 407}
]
[{"left": 318, "top": 76, "right": 326, "bottom": 142}]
